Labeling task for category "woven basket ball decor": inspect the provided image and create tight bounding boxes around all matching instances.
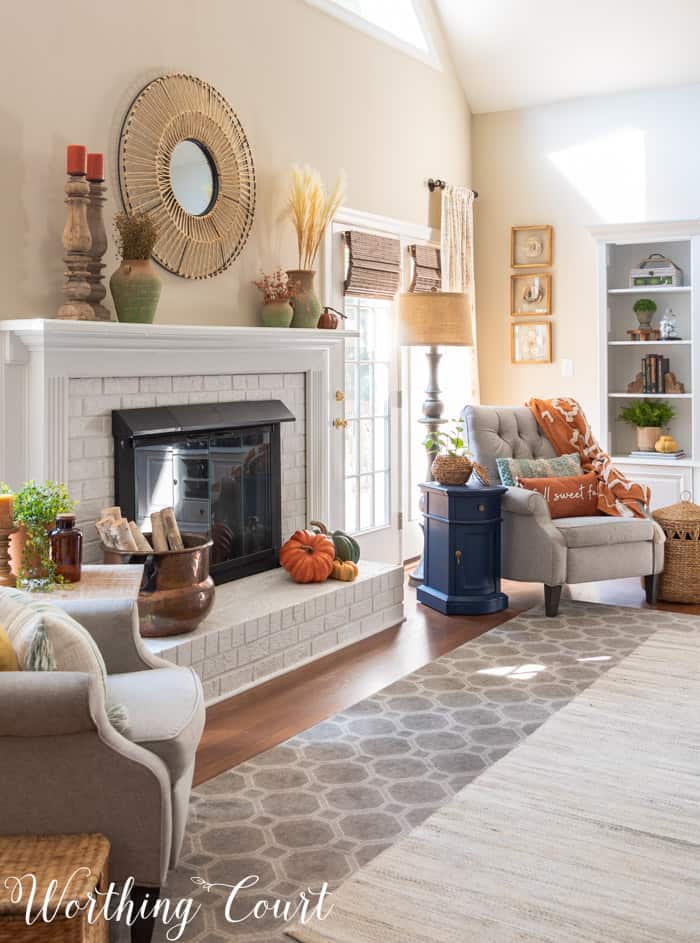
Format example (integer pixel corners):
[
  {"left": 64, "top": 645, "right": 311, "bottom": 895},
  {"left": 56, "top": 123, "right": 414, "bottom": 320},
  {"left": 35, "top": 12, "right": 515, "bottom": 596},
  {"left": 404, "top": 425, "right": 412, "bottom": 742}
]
[{"left": 118, "top": 73, "right": 256, "bottom": 279}]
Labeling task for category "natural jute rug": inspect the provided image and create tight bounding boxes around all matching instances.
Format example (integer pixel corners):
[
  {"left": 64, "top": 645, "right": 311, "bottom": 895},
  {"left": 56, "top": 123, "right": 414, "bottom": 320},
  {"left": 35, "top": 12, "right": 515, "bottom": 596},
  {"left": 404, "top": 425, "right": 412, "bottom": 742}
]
[{"left": 287, "top": 627, "right": 700, "bottom": 943}]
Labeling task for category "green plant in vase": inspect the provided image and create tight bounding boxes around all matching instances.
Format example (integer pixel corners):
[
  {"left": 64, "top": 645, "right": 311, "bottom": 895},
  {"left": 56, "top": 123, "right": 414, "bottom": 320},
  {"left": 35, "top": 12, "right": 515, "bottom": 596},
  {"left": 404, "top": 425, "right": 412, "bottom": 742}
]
[
  {"left": 632, "top": 297, "right": 657, "bottom": 329},
  {"left": 0, "top": 480, "right": 76, "bottom": 590},
  {"left": 618, "top": 399, "right": 675, "bottom": 452},
  {"left": 110, "top": 211, "right": 162, "bottom": 324},
  {"left": 424, "top": 421, "right": 474, "bottom": 485}
]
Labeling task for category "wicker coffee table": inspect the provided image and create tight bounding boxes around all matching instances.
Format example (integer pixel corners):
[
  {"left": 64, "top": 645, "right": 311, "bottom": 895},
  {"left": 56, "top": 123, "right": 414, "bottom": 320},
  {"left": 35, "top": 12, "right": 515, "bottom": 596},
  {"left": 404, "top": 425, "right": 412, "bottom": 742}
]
[{"left": 0, "top": 833, "right": 110, "bottom": 942}]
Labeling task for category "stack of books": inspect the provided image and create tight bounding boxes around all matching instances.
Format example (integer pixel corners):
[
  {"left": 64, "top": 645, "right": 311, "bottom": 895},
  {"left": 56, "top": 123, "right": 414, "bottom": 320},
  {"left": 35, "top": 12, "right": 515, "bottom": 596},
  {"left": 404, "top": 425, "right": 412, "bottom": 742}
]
[
  {"left": 628, "top": 449, "right": 686, "bottom": 460},
  {"left": 639, "top": 354, "right": 669, "bottom": 393}
]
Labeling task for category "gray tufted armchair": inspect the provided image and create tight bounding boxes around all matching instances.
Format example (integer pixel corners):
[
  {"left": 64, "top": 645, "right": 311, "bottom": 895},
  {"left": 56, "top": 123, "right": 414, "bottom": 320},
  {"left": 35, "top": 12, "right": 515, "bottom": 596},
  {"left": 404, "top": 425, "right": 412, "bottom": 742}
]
[{"left": 462, "top": 405, "right": 665, "bottom": 616}]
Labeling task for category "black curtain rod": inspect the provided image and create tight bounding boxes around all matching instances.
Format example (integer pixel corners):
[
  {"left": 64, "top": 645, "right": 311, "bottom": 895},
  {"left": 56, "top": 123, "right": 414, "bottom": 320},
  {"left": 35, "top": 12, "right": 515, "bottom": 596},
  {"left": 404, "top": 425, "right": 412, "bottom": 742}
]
[{"left": 427, "top": 178, "right": 478, "bottom": 198}]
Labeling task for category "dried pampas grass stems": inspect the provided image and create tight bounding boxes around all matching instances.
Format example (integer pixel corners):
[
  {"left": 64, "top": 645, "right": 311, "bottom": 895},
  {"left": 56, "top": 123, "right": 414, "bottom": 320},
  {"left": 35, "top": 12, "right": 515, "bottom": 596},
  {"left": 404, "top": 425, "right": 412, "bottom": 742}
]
[{"left": 285, "top": 165, "right": 346, "bottom": 270}]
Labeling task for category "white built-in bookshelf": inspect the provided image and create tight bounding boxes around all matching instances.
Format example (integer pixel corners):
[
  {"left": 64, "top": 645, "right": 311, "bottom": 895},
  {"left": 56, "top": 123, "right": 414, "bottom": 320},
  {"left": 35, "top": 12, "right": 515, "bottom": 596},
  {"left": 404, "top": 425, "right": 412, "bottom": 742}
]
[{"left": 592, "top": 220, "right": 700, "bottom": 508}]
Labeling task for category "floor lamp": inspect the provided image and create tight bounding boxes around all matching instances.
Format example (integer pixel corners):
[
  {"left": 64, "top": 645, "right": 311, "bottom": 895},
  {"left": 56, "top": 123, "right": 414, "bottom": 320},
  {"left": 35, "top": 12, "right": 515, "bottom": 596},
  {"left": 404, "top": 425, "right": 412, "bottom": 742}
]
[{"left": 397, "top": 291, "right": 473, "bottom": 585}]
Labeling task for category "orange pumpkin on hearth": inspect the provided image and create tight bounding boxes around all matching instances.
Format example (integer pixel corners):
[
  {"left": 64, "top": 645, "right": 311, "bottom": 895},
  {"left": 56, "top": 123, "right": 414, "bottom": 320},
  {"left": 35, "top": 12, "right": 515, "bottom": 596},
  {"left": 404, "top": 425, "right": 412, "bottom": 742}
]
[{"left": 280, "top": 529, "right": 335, "bottom": 583}]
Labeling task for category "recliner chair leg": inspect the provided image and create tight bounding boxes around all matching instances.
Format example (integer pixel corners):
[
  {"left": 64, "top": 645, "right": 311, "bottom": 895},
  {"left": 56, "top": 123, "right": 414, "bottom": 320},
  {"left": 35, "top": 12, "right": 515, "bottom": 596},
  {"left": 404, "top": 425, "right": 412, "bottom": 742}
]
[
  {"left": 544, "top": 584, "right": 562, "bottom": 617},
  {"left": 130, "top": 885, "right": 160, "bottom": 943},
  {"left": 644, "top": 573, "right": 659, "bottom": 606}
]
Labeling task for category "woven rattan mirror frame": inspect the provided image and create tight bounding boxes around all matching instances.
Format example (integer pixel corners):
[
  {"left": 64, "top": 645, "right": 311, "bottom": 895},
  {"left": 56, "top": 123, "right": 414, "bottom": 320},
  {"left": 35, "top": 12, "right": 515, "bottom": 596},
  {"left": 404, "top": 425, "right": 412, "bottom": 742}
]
[{"left": 118, "top": 73, "right": 255, "bottom": 279}]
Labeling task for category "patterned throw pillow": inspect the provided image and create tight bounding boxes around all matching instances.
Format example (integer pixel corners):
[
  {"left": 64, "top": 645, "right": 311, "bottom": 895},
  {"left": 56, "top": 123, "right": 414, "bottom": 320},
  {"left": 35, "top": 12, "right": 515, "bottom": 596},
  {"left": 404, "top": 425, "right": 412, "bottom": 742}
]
[
  {"left": 0, "top": 587, "right": 128, "bottom": 732},
  {"left": 516, "top": 471, "right": 599, "bottom": 519},
  {"left": 496, "top": 452, "right": 582, "bottom": 487}
]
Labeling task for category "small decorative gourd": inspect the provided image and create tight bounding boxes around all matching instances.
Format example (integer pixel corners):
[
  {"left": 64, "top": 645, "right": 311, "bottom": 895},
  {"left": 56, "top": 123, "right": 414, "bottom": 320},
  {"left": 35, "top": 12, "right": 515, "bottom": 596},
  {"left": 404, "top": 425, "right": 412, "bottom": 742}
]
[
  {"left": 655, "top": 434, "right": 680, "bottom": 453},
  {"left": 330, "top": 559, "right": 359, "bottom": 581},
  {"left": 280, "top": 529, "right": 335, "bottom": 583},
  {"left": 309, "top": 520, "right": 360, "bottom": 563}
]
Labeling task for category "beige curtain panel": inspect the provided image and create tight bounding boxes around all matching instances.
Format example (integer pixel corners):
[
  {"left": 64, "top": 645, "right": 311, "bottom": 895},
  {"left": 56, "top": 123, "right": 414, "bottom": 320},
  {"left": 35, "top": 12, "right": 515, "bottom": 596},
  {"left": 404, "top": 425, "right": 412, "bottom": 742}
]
[
  {"left": 344, "top": 231, "right": 401, "bottom": 299},
  {"left": 441, "top": 185, "right": 480, "bottom": 403},
  {"left": 408, "top": 244, "right": 441, "bottom": 292}
]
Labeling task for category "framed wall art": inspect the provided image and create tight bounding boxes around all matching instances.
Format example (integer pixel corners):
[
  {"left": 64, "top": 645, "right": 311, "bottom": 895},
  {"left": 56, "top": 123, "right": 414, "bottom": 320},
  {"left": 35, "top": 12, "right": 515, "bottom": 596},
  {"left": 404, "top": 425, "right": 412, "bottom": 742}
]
[
  {"left": 511, "top": 225, "right": 553, "bottom": 268},
  {"left": 511, "top": 320, "right": 552, "bottom": 364},
  {"left": 511, "top": 272, "right": 551, "bottom": 316}
]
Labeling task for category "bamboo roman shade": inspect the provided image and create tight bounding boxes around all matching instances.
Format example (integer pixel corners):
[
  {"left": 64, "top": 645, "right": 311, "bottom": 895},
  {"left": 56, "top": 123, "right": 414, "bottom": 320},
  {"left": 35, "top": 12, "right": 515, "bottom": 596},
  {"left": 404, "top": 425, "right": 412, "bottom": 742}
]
[
  {"left": 409, "top": 244, "right": 441, "bottom": 292},
  {"left": 344, "top": 231, "right": 401, "bottom": 299}
]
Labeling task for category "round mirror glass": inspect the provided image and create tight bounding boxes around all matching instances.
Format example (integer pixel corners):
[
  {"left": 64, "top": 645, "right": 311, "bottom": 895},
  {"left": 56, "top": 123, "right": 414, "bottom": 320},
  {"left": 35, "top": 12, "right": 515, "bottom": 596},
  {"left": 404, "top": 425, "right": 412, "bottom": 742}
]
[{"left": 169, "top": 139, "right": 217, "bottom": 216}]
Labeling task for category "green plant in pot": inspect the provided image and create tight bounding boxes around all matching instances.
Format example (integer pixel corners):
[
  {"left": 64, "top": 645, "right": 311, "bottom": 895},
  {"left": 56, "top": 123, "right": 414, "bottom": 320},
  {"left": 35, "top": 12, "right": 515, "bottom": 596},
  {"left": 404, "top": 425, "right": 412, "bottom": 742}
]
[
  {"left": 110, "top": 211, "right": 161, "bottom": 324},
  {"left": 618, "top": 399, "right": 675, "bottom": 451},
  {"left": 632, "top": 297, "right": 657, "bottom": 329},
  {"left": 0, "top": 480, "right": 75, "bottom": 590},
  {"left": 424, "top": 422, "right": 473, "bottom": 485}
]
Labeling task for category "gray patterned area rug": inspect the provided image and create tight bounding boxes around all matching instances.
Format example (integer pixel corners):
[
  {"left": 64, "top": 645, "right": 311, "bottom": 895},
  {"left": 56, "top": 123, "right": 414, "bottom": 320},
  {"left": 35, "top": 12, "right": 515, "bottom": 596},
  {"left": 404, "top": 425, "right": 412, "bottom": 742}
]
[{"left": 146, "top": 601, "right": 699, "bottom": 943}]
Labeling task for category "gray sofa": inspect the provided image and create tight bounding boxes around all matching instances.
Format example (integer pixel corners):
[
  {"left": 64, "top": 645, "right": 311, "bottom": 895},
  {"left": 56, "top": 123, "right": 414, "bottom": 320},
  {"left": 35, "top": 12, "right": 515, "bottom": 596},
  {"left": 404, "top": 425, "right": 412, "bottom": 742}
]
[
  {"left": 0, "top": 596, "right": 204, "bottom": 929},
  {"left": 462, "top": 405, "right": 665, "bottom": 615}
]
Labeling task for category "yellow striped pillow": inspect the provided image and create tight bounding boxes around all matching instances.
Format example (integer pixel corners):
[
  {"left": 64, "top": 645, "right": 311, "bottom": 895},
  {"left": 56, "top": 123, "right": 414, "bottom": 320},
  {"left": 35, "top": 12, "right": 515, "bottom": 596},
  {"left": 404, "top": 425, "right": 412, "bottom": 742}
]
[{"left": 0, "top": 623, "right": 19, "bottom": 671}]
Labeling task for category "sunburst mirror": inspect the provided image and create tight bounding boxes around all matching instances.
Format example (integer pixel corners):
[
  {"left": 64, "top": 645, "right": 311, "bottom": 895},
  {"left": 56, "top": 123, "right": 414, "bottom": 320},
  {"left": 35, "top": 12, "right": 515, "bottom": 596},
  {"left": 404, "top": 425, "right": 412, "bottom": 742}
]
[{"left": 118, "top": 73, "right": 256, "bottom": 279}]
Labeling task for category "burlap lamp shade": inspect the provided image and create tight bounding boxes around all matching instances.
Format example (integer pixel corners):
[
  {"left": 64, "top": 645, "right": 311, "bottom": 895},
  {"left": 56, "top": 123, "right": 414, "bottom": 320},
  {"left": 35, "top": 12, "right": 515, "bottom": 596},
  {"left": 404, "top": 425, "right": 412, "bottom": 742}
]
[{"left": 397, "top": 291, "right": 472, "bottom": 347}]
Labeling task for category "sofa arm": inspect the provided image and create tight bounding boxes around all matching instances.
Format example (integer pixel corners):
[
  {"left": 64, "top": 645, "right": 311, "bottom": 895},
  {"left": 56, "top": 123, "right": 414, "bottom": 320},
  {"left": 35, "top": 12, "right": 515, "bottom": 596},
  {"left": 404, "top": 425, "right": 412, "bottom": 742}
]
[
  {"left": 0, "top": 670, "right": 173, "bottom": 886},
  {"left": 501, "top": 487, "right": 567, "bottom": 586},
  {"left": 502, "top": 485, "right": 550, "bottom": 518},
  {"left": 0, "top": 671, "right": 97, "bottom": 736},
  {"left": 52, "top": 598, "right": 169, "bottom": 674}
]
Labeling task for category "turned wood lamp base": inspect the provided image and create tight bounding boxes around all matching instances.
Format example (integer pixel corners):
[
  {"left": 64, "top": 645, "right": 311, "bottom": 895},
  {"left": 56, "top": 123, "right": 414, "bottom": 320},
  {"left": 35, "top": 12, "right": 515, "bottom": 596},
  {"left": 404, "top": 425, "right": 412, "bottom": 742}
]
[{"left": 0, "top": 525, "right": 16, "bottom": 587}]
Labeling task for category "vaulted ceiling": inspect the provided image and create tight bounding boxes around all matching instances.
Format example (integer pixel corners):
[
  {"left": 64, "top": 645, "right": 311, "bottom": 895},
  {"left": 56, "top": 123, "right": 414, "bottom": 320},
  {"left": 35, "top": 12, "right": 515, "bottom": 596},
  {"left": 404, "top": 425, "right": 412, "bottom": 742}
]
[{"left": 434, "top": 0, "right": 700, "bottom": 113}]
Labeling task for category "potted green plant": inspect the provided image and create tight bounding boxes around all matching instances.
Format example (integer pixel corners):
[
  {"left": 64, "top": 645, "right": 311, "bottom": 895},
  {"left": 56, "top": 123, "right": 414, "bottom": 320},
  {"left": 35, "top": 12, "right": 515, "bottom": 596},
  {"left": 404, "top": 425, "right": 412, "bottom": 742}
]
[
  {"left": 618, "top": 399, "right": 675, "bottom": 451},
  {"left": 0, "top": 480, "right": 75, "bottom": 590},
  {"left": 424, "top": 422, "right": 473, "bottom": 485},
  {"left": 110, "top": 211, "right": 161, "bottom": 324},
  {"left": 632, "top": 297, "right": 657, "bottom": 328}
]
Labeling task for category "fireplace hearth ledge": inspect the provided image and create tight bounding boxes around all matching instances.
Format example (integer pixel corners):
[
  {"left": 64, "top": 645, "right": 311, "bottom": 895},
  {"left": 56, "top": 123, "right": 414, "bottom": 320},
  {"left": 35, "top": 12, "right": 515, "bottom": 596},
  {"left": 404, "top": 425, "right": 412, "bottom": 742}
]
[{"left": 144, "top": 560, "right": 404, "bottom": 705}]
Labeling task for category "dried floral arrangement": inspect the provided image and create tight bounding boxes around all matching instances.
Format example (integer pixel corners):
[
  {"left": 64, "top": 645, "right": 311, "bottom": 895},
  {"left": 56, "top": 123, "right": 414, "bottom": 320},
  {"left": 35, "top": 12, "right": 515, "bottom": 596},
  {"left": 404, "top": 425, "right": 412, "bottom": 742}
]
[
  {"left": 285, "top": 165, "right": 346, "bottom": 271},
  {"left": 253, "top": 268, "right": 298, "bottom": 304},
  {"left": 114, "top": 211, "right": 159, "bottom": 261}
]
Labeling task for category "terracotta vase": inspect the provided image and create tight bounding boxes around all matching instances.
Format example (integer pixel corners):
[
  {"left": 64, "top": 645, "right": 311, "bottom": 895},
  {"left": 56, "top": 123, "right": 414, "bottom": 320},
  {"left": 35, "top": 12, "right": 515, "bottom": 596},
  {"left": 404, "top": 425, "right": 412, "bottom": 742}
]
[
  {"left": 110, "top": 259, "right": 162, "bottom": 324},
  {"left": 9, "top": 524, "right": 52, "bottom": 581},
  {"left": 286, "top": 270, "right": 321, "bottom": 329},
  {"left": 261, "top": 300, "right": 293, "bottom": 327},
  {"left": 636, "top": 426, "right": 661, "bottom": 451}
]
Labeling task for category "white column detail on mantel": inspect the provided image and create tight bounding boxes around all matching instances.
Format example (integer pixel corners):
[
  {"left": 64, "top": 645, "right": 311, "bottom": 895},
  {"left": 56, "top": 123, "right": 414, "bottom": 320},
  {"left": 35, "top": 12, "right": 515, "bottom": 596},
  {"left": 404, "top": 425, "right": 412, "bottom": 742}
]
[{"left": 0, "top": 320, "right": 351, "bottom": 531}]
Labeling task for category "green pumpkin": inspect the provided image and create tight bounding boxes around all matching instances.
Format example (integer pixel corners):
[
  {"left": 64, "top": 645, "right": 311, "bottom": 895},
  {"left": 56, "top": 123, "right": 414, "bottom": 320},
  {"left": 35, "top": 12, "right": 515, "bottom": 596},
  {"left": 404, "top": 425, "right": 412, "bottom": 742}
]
[{"left": 309, "top": 520, "right": 360, "bottom": 563}]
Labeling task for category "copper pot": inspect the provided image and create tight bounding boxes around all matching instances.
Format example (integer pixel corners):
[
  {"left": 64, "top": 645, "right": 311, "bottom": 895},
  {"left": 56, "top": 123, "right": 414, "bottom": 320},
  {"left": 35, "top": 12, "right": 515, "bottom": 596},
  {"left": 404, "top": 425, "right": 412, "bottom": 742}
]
[{"left": 103, "top": 533, "right": 215, "bottom": 637}]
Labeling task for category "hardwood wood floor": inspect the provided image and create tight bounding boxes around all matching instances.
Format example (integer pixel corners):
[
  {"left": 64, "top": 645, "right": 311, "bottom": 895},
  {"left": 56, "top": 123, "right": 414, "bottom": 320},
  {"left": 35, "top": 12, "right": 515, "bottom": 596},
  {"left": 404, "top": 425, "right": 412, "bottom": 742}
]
[{"left": 193, "top": 573, "right": 700, "bottom": 786}]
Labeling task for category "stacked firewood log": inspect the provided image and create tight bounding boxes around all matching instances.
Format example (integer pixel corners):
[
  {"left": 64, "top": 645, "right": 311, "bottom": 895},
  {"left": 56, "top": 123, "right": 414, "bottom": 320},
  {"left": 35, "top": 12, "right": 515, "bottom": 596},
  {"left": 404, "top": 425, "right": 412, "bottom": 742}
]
[{"left": 96, "top": 506, "right": 184, "bottom": 553}]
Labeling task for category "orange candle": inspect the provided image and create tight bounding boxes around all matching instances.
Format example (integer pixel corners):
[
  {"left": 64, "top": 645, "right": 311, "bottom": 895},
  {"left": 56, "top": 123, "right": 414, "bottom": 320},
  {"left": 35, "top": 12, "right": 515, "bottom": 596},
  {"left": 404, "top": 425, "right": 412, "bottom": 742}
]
[
  {"left": 86, "top": 152, "right": 104, "bottom": 182},
  {"left": 0, "top": 493, "right": 14, "bottom": 528},
  {"left": 66, "top": 144, "right": 87, "bottom": 176}
]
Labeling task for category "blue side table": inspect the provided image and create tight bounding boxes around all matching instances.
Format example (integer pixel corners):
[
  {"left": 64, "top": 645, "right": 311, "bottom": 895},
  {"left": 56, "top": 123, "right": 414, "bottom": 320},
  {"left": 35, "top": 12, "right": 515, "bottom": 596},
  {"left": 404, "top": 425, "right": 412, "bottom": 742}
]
[{"left": 417, "top": 483, "right": 508, "bottom": 615}]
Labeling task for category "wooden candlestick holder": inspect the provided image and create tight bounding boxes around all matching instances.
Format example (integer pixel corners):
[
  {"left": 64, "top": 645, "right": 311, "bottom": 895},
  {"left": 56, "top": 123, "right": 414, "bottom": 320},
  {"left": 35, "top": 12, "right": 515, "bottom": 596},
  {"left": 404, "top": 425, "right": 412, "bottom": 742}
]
[
  {"left": 0, "top": 525, "right": 16, "bottom": 588},
  {"left": 57, "top": 173, "right": 95, "bottom": 320},
  {"left": 86, "top": 179, "right": 111, "bottom": 321}
]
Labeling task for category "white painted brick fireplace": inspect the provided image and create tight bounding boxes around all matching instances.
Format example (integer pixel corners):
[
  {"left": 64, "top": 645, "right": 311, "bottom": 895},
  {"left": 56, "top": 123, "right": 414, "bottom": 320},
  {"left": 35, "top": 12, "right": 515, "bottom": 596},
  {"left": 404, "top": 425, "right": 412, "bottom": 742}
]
[{"left": 0, "top": 320, "right": 405, "bottom": 703}]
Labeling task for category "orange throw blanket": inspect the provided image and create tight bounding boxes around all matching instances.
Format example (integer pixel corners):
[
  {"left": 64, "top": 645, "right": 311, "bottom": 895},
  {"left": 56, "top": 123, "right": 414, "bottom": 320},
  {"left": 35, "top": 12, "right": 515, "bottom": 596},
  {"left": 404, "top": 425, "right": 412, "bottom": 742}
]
[{"left": 527, "top": 397, "right": 649, "bottom": 518}]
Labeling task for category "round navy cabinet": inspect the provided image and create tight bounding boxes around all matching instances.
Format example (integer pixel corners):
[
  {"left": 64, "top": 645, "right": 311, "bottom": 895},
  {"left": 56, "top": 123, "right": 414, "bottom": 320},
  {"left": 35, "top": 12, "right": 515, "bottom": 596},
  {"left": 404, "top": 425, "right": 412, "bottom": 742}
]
[{"left": 417, "top": 483, "right": 508, "bottom": 615}]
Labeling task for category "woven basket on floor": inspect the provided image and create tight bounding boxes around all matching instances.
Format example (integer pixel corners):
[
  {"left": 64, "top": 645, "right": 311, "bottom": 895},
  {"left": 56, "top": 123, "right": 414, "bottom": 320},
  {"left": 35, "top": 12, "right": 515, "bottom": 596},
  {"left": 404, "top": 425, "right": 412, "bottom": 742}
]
[
  {"left": 653, "top": 494, "right": 700, "bottom": 603},
  {"left": 0, "top": 833, "right": 110, "bottom": 942},
  {"left": 431, "top": 454, "right": 473, "bottom": 486}
]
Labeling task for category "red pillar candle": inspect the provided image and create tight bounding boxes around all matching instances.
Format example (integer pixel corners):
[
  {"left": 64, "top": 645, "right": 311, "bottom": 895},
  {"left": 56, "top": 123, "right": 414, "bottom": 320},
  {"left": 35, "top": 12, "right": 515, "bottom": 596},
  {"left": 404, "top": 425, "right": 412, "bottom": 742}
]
[
  {"left": 66, "top": 144, "right": 87, "bottom": 176},
  {"left": 86, "top": 152, "right": 105, "bottom": 182}
]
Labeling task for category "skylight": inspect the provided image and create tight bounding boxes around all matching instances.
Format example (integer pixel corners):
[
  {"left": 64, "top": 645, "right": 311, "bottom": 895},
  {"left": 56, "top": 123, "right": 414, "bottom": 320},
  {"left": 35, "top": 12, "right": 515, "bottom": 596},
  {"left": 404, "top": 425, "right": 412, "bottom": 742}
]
[{"left": 307, "top": 0, "right": 439, "bottom": 67}]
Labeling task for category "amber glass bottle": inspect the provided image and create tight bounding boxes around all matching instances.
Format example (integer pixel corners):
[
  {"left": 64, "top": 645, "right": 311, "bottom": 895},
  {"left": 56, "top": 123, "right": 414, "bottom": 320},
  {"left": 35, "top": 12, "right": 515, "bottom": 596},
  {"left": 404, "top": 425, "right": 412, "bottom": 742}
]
[{"left": 49, "top": 513, "right": 83, "bottom": 583}]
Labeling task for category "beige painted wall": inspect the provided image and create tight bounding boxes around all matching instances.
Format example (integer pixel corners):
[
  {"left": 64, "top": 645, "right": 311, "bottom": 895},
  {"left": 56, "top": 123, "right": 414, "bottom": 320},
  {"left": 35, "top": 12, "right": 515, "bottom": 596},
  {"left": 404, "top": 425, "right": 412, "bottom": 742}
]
[
  {"left": 0, "top": 0, "right": 470, "bottom": 325},
  {"left": 472, "top": 83, "right": 700, "bottom": 423}
]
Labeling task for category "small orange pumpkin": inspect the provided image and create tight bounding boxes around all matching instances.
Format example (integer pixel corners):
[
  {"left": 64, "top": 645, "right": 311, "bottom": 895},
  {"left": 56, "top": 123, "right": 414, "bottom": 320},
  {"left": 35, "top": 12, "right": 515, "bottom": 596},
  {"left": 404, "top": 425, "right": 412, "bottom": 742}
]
[
  {"left": 330, "top": 559, "right": 359, "bottom": 581},
  {"left": 280, "top": 529, "right": 335, "bottom": 583}
]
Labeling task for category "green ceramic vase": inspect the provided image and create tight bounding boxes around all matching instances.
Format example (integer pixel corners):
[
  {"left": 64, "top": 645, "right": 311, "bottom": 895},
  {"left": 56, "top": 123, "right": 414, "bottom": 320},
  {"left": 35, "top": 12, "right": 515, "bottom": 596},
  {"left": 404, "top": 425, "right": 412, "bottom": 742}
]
[
  {"left": 110, "top": 259, "right": 162, "bottom": 324},
  {"left": 261, "top": 300, "right": 294, "bottom": 327},
  {"left": 287, "top": 269, "right": 321, "bottom": 329}
]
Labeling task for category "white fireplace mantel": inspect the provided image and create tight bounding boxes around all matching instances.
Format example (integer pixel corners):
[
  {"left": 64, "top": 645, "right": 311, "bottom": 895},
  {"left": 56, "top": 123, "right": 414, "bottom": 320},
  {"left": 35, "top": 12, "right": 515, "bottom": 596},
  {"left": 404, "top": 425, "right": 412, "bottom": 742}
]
[{"left": 0, "top": 319, "right": 352, "bottom": 528}]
